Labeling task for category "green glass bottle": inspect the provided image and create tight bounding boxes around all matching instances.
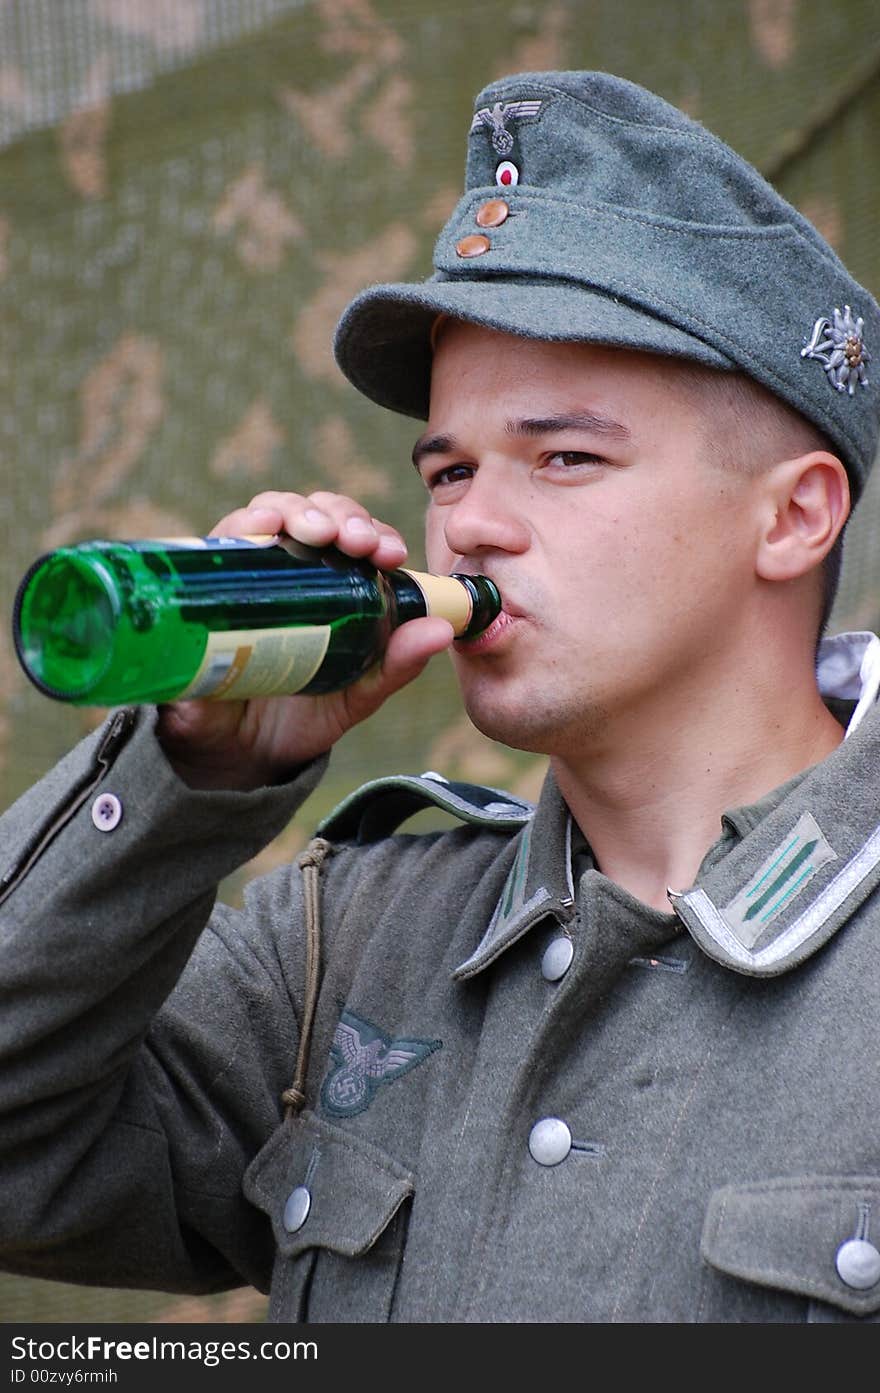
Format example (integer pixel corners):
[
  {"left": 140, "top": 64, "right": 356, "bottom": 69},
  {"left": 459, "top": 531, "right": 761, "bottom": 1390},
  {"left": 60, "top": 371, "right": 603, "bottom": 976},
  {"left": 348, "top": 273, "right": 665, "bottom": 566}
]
[{"left": 12, "top": 535, "right": 502, "bottom": 707}]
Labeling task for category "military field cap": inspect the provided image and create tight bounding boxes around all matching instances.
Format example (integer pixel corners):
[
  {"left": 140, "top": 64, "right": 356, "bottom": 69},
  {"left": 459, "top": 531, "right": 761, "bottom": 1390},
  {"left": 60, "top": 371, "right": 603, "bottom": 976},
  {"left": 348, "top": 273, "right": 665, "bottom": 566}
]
[{"left": 334, "top": 70, "right": 880, "bottom": 499}]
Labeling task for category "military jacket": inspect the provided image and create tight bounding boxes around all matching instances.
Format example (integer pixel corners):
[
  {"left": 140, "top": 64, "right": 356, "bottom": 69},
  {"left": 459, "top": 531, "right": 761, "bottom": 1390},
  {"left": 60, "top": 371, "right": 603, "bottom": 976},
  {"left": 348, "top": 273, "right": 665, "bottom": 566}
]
[{"left": 2, "top": 632, "right": 880, "bottom": 1323}]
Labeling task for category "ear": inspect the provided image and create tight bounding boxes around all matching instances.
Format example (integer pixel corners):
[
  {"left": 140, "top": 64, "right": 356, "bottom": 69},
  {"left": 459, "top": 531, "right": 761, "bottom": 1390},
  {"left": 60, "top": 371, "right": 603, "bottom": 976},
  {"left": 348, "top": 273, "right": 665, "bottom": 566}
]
[{"left": 755, "top": 452, "right": 850, "bottom": 583}]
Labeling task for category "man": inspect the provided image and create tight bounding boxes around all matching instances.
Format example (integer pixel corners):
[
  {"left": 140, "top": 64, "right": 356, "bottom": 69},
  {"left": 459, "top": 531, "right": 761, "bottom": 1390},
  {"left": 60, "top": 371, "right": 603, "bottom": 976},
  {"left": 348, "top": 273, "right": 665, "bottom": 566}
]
[{"left": 2, "top": 71, "right": 880, "bottom": 1322}]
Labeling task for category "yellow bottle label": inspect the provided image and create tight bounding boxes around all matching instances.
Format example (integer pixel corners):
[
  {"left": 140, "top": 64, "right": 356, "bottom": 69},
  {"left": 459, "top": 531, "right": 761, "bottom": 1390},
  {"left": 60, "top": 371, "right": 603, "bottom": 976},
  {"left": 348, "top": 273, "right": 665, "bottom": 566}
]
[
  {"left": 401, "top": 569, "right": 473, "bottom": 635},
  {"left": 179, "top": 625, "right": 332, "bottom": 700}
]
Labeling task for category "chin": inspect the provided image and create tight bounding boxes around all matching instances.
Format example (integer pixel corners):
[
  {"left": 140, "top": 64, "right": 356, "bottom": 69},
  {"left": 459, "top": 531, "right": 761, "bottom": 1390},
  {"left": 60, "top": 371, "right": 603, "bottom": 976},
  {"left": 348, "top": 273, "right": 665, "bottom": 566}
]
[
  {"left": 461, "top": 691, "right": 561, "bottom": 756},
  {"left": 461, "top": 681, "right": 612, "bottom": 759}
]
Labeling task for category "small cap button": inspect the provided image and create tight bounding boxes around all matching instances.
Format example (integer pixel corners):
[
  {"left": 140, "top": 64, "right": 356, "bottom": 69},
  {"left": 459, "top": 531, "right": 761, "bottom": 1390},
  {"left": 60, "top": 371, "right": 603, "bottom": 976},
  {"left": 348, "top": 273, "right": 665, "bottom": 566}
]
[
  {"left": 542, "top": 936, "right": 574, "bottom": 981},
  {"left": 283, "top": 1185, "right": 312, "bottom": 1233},
  {"left": 528, "top": 1117, "right": 572, "bottom": 1166},
  {"left": 455, "top": 234, "right": 491, "bottom": 258},
  {"left": 835, "top": 1237, "right": 880, "bottom": 1289},
  {"left": 475, "top": 198, "right": 509, "bottom": 228},
  {"left": 91, "top": 793, "right": 122, "bottom": 832}
]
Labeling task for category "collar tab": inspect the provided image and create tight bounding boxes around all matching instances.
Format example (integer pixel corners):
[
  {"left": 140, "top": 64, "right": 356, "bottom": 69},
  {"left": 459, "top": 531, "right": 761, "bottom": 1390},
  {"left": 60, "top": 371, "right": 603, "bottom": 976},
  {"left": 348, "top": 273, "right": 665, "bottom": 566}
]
[{"left": 670, "top": 691, "right": 880, "bottom": 975}]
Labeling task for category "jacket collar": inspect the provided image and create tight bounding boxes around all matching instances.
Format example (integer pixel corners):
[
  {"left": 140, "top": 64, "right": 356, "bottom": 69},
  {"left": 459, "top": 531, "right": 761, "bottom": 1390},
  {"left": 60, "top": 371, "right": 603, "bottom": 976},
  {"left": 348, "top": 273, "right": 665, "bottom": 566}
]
[{"left": 453, "top": 771, "right": 576, "bottom": 980}]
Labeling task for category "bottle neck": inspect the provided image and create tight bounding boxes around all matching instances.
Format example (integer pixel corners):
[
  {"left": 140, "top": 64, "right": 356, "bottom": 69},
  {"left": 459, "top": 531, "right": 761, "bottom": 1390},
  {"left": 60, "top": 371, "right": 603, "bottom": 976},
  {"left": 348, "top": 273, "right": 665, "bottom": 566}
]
[
  {"left": 394, "top": 568, "right": 475, "bottom": 634},
  {"left": 389, "top": 570, "right": 435, "bottom": 625},
  {"left": 391, "top": 569, "right": 501, "bottom": 638}
]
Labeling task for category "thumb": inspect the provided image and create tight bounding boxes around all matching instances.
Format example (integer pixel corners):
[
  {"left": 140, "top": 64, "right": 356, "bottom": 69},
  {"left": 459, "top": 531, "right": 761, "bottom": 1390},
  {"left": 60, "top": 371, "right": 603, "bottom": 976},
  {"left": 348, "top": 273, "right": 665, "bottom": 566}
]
[{"left": 344, "top": 617, "right": 455, "bottom": 722}]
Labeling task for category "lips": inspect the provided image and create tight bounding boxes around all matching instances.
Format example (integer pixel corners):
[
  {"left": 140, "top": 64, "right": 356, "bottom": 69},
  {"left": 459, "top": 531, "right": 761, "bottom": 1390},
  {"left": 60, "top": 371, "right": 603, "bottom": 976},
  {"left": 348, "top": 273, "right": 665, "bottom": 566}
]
[
  {"left": 449, "top": 569, "right": 526, "bottom": 651},
  {"left": 454, "top": 607, "right": 517, "bottom": 653}
]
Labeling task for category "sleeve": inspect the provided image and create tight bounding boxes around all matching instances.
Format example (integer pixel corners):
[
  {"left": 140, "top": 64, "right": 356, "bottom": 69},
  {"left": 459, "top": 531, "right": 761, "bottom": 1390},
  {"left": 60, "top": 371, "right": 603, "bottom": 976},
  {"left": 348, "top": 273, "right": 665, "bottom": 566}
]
[{"left": 0, "top": 705, "right": 328, "bottom": 1296}]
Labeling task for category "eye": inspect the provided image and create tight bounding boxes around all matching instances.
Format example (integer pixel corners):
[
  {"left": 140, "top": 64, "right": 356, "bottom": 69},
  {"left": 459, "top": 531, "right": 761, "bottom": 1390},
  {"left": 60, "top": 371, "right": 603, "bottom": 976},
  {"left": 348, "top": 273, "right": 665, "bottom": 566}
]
[
  {"left": 422, "top": 462, "right": 474, "bottom": 492},
  {"left": 543, "top": 451, "right": 604, "bottom": 470}
]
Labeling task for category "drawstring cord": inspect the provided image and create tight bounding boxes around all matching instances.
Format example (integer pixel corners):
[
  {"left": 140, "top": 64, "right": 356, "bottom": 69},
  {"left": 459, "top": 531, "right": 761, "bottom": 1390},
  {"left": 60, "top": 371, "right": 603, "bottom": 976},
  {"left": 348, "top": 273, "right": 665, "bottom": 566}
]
[{"left": 281, "top": 836, "right": 334, "bottom": 1120}]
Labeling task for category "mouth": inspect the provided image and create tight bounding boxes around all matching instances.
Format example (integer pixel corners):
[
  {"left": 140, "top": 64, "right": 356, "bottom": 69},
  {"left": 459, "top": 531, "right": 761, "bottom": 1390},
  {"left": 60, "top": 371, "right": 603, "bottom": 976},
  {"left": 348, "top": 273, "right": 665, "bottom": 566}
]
[{"left": 454, "top": 607, "right": 518, "bottom": 655}]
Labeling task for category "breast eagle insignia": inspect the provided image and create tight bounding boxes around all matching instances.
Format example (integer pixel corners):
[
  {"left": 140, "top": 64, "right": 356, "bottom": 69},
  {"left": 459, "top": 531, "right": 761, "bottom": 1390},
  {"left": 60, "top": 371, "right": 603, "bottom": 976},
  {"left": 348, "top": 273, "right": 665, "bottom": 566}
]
[{"left": 320, "top": 1010, "right": 442, "bottom": 1118}]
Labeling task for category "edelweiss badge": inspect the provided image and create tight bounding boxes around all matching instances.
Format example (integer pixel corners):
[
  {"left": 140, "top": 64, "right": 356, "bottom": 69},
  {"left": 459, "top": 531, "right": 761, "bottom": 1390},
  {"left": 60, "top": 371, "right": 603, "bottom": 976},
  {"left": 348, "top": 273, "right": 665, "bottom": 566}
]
[
  {"left": 469, "top": 99, "right": 543, "bottom": 155},
  {"left": 320, "top": 1010, "right": 441, "bottom": 1118},
  {"left": 801, "top": 305, "right": 870, "bottom": 395}
]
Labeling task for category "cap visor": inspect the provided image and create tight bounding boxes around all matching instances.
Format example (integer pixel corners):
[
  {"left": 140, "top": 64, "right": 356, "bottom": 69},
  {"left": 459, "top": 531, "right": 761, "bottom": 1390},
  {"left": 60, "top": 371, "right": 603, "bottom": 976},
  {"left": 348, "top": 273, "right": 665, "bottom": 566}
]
[{"left": 334, "top": 275, "right": 735, "bottom": 420}]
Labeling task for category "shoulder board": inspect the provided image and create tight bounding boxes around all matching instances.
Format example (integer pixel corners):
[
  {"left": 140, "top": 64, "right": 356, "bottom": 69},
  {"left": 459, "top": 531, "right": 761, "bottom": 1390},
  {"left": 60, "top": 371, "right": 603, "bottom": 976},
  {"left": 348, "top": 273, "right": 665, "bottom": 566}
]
[{"left": 317, "top": 771, "right": 534, "bottom": 844}]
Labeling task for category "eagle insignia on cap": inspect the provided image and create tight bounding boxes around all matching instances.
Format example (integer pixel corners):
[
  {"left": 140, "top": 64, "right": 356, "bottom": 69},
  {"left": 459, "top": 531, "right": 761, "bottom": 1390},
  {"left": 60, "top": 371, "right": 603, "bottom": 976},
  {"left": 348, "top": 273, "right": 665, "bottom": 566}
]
[
  {"left": 801, "top": 305, "right": 870, "bottom": 396},
  {"left": 470, "top": 99, "right": 543, "bottom": 155}
]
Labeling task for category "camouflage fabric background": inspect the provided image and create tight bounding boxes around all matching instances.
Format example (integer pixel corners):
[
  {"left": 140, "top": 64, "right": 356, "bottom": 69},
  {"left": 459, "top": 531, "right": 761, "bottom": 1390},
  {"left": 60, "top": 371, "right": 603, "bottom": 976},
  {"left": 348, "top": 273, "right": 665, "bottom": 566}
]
[{"left": 1, "top": 0, "right": 878, "bottom": 1322}]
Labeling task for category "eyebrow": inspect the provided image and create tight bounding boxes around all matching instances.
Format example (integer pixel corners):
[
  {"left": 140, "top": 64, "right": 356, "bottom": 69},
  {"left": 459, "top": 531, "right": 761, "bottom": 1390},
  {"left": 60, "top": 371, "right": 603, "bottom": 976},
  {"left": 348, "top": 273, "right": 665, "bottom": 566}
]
[
  {"left": 411, "top": 433, "right": 457, "bottom": 471},
  {"left": 509, "top": 412, "right": 632, "bottom": 441},
  {"left": 411, "top": 411, "right": 631, "bottom": 470}
]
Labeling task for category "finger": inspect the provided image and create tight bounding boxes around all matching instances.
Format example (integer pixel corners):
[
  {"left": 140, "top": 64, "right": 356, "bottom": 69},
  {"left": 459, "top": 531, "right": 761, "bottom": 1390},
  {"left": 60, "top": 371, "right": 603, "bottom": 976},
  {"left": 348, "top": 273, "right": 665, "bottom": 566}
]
[
  {"left": 303, "top": 492, "right": 385, "bottom": 557},
  {"left": 210, "top": 494, "right": 343, "bottom": 548},
  {"left": 240, "top": 490, "right": 376, "bottom": 554},
  {"left": 241, "top": 490, "right": 340, "bottom": 547},
  {"left": 383, "top": 616, "right": 456, "bottom": 681},
  {"left": 210, "top": 492, "right": 409, "bottom": 564},
  {"left": 290, "top": 497, "right": 407, "bottom": 562},
  {"left": 209, "top": 504, "right": 286, "bottom": 538},
  {"left": 368, "top": 522, "right": 409, "bottom": 569}
]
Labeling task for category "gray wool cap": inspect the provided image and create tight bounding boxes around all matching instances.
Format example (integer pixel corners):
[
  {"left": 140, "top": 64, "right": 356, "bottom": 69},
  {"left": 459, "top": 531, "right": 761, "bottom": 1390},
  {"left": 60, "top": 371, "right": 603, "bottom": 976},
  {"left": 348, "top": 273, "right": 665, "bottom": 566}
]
[{"left": 333, "top": 70, "right": 880, "bottom": 499}]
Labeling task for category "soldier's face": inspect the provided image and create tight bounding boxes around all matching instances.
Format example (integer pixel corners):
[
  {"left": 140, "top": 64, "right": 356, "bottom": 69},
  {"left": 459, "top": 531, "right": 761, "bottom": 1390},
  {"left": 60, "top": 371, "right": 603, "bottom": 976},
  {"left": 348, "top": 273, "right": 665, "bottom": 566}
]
[{"left": 418, "top": 320, "right": 765, "bottom": 759}]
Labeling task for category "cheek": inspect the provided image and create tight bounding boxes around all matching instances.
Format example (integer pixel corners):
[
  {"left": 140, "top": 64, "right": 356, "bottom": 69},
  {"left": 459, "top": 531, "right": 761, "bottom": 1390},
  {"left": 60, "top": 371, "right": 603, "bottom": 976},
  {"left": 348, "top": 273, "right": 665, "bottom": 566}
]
[{"left": 582, "top": 513, "right": 692, "bottom": 609}]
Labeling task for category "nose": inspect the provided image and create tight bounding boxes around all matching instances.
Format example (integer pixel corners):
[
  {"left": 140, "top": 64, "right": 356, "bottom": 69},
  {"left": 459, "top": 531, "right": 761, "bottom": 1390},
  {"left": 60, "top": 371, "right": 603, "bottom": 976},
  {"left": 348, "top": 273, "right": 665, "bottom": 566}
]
[{"left": 439, "top": 464, "right": 531, "bottom": 561}]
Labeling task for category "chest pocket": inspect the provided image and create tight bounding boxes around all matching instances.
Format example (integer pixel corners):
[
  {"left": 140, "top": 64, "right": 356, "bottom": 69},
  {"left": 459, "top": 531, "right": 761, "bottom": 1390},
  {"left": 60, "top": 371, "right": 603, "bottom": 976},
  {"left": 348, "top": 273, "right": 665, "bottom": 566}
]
[
  {"left": 700, "top": 1176, "right": 880, "bottom": 1322},
  {"left": 243, "top": 1110, "right": 414, "bottom": 1323}
]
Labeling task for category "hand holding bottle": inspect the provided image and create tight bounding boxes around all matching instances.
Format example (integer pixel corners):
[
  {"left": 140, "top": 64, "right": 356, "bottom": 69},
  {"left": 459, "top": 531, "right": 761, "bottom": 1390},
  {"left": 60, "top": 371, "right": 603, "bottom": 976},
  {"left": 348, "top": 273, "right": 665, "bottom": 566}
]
[{"left": 155, "top": 491, "right": 460, "bottom": 790}]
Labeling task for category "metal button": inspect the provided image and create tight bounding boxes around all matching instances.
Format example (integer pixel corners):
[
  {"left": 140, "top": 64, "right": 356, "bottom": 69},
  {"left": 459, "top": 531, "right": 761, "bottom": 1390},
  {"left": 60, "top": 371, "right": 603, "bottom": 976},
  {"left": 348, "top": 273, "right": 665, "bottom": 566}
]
[
  {"left": 835, "top": 1237, "right": 880, "bottom": 1289},
  {"left": 475, "top": 198, "right": 509, "bottom": 228},
  {"left": 91, "top": 793, "right": 122, "bottom": 832},
  {"left": 528, "top": 1117, "right": 572, "bottom": 1166},
  {"left": 542, "top": 936, "right": 574, "bottom": 981},
  {"left": 283, "top": 1185, "right": 311, "bottom": 1233},
  {"left": 455, "top": 234, "right": 491, "bottom": 258}
]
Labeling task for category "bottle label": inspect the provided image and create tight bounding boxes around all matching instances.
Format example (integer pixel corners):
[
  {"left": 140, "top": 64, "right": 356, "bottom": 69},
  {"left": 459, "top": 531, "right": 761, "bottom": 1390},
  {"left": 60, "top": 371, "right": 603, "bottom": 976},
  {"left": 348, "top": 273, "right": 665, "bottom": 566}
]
[
  {"left": 179, "top": 625, "right": 332, "bottom": 700},
  {"left": 401, "top": 569, "right": 473, "bottom": 635}
]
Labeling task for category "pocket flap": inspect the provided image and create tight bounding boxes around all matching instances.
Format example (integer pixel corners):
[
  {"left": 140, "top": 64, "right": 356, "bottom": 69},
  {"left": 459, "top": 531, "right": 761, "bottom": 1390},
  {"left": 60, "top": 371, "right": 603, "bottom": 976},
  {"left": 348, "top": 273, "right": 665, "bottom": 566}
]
[
  {"left": 243, "top": 1110, "right": 414, "bottom": 1259},
  {"left": 702, "top": 1175, "right": 880, "bottom": 1316}
]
